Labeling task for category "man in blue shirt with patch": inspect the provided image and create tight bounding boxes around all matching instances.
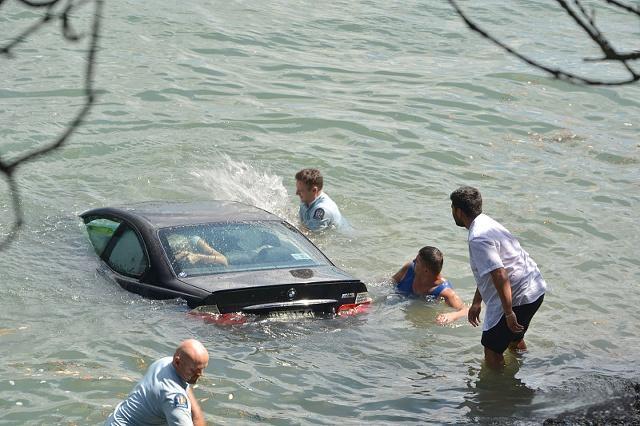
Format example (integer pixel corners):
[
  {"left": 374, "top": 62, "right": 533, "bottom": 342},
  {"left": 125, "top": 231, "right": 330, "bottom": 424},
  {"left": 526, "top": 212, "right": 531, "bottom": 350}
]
[
  {"left": 295, "top": 168, "right": 344, "bottom": 232},
  {"left": 105, "top": 339, "right": 208, "bottom": 426}
]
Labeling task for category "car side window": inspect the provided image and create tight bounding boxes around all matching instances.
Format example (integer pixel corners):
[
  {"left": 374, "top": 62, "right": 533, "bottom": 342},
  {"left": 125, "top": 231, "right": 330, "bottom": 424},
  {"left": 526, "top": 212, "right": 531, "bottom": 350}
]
[
  {"left": 107, "top": 226, "right": 147, "bottom": 277},
  {"left": 84, "top": 217, "right": 121, "bottom": 256}
]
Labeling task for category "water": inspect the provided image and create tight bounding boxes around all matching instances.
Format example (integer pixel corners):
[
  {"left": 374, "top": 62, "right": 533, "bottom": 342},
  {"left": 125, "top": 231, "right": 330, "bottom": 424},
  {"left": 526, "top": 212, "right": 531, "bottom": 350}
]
[{"left": 1, "top": 0, "right": 639, "bottom": 424}]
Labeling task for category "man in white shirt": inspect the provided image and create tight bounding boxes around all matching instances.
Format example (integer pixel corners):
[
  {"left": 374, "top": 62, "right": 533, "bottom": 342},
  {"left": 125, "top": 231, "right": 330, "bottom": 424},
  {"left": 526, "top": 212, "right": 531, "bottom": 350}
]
[
  {"left": 450, "top": 186, "right": 546, "bottom": 369},
  {"left": 295, "top": 168, "right": 344, "bottom": 232}
]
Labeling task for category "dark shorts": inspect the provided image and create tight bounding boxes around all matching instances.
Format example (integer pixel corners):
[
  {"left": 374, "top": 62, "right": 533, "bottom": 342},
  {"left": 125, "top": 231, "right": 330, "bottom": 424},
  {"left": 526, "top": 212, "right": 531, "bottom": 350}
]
[{"left": 481, "top": 294, "right": 544, "bottom": 354}]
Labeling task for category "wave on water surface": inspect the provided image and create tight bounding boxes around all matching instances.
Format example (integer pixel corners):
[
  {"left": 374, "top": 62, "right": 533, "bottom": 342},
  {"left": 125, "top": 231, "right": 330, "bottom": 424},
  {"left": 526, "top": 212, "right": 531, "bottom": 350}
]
[{"left": 190, "top": 155, "right": 294, "bottom": 222}]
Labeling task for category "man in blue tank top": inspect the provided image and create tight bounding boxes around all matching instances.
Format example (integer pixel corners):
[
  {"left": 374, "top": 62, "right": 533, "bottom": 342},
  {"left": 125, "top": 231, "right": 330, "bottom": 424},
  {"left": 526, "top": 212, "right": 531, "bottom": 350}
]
[
  {"left": 105, "top": 339, "right": 208, "bottom": 426},
  {"left": 392, "top": 246, "right": 469, "bottom": 325},
  {"left": 295, "top": 168, "right": 344, "bottom": 231}
]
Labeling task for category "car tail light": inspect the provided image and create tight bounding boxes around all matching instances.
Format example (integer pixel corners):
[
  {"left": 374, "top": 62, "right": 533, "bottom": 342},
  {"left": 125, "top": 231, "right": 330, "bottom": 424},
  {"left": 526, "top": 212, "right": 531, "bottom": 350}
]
[
  {"left": 336, "top": 302, "right": 371, "bottom": 316},
  {"left": 188, "top": 305, "right": 248, "bottom": 325},
  {"left": 337, "top": 292, "right": 372, "bottom": 317},
  {"left": 192, "top": 304, "right": 221, "bottom": 315},
  {"left": 191, "top": 311, "right": 248, "bottom": 325},
  {"left": 210, "top": 312, "right": 248, "bottom": 325}
]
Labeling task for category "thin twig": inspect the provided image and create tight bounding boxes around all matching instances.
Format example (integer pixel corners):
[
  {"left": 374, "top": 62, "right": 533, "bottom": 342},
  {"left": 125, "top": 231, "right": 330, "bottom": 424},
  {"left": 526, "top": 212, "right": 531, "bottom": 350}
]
[
  {"left": 602, "top": 0, "right": 640, "bottom": 16},
  {"left": 557, "top": 0, "right": 617, "bottom": 59},
  {"left": 447, "top": 0, "right": 640, "bottom": 85},
  {"left": 0, "top": 6, "right": 54, "bottom": 56},
  {"left": 17, "top": 0, "right": 59, "bottom": 7},
  {"left": 0, "top": 175, "right": 24, "bottom": 251}
]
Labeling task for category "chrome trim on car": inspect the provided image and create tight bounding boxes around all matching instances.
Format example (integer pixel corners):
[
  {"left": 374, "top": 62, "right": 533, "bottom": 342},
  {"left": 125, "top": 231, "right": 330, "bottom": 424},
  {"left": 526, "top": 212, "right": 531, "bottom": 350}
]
[{"left": 243, "top": 299, "right": 337, "bottom": 311}]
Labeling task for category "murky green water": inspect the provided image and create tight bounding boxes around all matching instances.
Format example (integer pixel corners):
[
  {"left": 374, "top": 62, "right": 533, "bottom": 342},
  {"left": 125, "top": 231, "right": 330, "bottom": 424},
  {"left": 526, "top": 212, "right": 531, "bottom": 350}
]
[{"left": 2, "top": 1, "right": 639, "bottom": 424}]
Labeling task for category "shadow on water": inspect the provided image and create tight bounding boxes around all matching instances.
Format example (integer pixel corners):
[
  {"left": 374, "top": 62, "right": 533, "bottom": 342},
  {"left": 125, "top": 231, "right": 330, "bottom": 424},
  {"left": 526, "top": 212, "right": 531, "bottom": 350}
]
[
  {"left": 462, "top": 358, "right": 640, "bottom": 425},
  {"left": 540, "top": 375, "right": 640, "bottom": 425},
  {"left": 462, "top": 355, "right": 537, "bottom": 424}
]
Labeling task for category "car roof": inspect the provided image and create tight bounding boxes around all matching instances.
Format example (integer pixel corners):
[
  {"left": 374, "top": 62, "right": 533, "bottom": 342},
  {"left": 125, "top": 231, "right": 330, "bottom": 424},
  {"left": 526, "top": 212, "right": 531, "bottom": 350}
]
[{"left": 81, "top": 200, "right": 283, "bottom": 228}]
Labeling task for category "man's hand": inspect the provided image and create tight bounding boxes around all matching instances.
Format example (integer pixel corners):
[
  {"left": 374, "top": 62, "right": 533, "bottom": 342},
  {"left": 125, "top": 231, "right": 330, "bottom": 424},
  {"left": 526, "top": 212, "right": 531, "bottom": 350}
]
[
  {"left": 468, "top": 302, "right": 481, "bottom": 327},
  {"left": 181, "top": 253, "right": 200, "bottom": 264},
  {"left": 505, "top": 311, "right": 524, "bottom": 333},
  {"left": 188, "top": 387, "right": 206, "bottom": 426},
  {"left": 436, "top": 313, "right": 452, "bottom": 325},
  {"left": 175, "top": 251, "right": 194, "bottom": 263}
]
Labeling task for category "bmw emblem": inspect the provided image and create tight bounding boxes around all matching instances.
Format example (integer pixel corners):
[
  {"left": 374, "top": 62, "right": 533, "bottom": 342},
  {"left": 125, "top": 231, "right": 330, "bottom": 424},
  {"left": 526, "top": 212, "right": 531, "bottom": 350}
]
[{"left": 287, "top": 288, "right": 297, "bottom": 300}]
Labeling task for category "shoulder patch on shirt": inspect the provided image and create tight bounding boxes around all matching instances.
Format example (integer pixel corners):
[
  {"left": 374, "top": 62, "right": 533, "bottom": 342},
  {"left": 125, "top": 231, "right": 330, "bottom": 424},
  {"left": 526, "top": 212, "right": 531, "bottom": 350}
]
[
  {"left": 313, "top": 208, "right": 325, "bottom": 220},
  {"left": 173, "top": 394, "right": 188, "bottom": 409}
]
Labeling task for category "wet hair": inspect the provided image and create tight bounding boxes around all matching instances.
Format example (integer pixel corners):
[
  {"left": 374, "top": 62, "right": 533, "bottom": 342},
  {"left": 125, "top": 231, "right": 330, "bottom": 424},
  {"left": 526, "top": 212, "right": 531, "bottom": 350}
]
[
  {"left": 450, "top": 186, "right": 482, "bottom": 218},
  {"left": 417, "top": 246, "right": 443, "bottom": 275},
  {"left": 295, "top": 168, "right": 323, "bottom": 191},
  {"left": 167, "top": 234, "right": 191, "bottom": 252}
]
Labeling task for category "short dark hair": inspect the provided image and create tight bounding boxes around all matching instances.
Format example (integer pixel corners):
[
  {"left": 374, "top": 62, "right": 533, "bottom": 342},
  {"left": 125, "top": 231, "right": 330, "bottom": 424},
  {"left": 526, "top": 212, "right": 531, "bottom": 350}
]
[
  {"left": 295, "top": 168, "right": 323, "bottom": 190},
  {"left": 450, "top": 186, "right": 482, "bottom": 218},
  {"left": 417, "top": 246, "right": 443, "bottom": 275}
]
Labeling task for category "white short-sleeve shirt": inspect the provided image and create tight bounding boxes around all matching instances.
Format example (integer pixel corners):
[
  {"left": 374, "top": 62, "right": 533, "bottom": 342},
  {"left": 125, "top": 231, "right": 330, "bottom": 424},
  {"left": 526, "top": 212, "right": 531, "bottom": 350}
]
[
  {"left": 299, "top": 192, "right": 343, "bottom": 231},
  {"left": 468, "top": 214, "right": 547, "bottom": 331}
]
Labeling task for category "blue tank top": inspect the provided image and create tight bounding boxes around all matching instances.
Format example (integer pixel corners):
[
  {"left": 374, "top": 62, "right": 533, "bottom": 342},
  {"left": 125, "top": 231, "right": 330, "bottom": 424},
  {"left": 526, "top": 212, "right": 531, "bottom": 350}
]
[{"left": 396, "top": 261, "right": 453, "bottom": 299}]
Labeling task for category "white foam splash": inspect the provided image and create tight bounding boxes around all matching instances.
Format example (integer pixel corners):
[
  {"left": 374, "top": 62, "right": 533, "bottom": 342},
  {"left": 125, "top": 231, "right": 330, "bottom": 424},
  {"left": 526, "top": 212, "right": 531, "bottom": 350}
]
[{"left": 190, "top": 155, "right": 294, "bottom": 221}]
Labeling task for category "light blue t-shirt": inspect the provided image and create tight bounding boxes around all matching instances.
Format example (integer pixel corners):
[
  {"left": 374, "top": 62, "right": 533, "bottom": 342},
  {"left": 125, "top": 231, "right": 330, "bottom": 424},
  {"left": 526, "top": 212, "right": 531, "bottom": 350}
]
[
  {"left": 299, "top": 192, "right": 343, "bottom": 231},
  {"left": 106, "top": 357, "right": 193, "bottom": 426}
]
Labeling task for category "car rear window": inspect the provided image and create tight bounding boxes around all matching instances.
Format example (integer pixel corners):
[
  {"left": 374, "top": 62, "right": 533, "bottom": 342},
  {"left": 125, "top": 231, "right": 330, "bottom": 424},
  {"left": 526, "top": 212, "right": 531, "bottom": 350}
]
[{"left": 159, "top": 221, "right": 331, "bottom": 277}]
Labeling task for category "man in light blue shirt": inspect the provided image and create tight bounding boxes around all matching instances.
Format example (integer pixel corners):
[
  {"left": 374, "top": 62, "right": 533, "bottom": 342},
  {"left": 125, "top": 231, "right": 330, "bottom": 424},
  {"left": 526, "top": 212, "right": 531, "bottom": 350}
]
[
  {"left": 106, "top": 339, "right": 209, "bottom": 426},
  {"left": 295, "top": 168, "right": 344, "bottom": 231}
]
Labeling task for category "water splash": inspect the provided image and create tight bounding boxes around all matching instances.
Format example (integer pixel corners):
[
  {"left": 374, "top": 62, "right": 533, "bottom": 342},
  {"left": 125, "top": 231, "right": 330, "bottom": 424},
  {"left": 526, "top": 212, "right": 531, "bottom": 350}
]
[{"left": 190, "top": 155, "right": 294, "bottom": 221}]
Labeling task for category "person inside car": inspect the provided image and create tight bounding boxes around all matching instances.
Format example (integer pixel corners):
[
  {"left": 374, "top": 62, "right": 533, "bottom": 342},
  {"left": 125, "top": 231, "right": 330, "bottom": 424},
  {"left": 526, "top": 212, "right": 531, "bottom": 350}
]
[{"left": 169, "top": 234, "right": 228, "bottom": 267}]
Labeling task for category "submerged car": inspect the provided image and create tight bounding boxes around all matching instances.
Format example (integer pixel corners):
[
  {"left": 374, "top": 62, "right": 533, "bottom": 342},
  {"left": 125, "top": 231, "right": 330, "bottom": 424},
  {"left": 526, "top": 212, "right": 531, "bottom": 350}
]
[{"left": 80, "top": 201, "right": 370, "bottom": 320}]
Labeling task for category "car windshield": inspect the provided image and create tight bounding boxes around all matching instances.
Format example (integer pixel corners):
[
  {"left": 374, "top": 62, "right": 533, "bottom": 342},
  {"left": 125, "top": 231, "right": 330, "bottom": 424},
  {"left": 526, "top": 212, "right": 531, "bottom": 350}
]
[{"left": 159, "top": 221, "right": 331, "bottom": 277}]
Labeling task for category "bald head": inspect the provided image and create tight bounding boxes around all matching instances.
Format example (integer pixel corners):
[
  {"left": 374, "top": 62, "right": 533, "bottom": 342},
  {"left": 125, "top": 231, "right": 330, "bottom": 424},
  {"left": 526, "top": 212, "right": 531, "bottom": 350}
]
[
  {"left": 173, "top": 339, "right": 209, "bottom": 384},
  {"left": 176, "top": 339, "right": 208, "bottom": 360}
]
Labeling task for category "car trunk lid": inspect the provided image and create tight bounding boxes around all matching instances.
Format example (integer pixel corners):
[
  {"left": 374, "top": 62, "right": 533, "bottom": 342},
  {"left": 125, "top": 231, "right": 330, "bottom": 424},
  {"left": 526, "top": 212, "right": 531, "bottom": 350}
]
[
  {"left": 198, "top": 279, "right": 368, "bottom": 314},
  {"left": 176, "top": 265, "right": 354, "bottom": 292}
]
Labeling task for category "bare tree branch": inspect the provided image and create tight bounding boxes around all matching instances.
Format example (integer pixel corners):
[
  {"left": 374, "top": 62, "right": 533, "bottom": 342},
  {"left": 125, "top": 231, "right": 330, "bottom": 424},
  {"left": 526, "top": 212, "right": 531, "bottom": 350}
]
[
  {"left": 0, "top": 6, "right": 54, "bottom": 57},
  {"left": 16, "top": 0, "right": 59, "bottom": 7},
  {"left": 603, "top": 0, "right": 640, "bottom": 16},
  {"left": 0, "top": 0, "right": 103, "bottom": 250},
  {"left": 1, "top": 0, "right": 94, "bottom": 56},
  {"left": 557, "top": 0, "right": 618, "bottom": 59},
  {"left": 0, "top": 174, "right": 24, "bottom": 250},
  {"left": 448, "top": 0, "right": 640, "bottom": 85}
]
